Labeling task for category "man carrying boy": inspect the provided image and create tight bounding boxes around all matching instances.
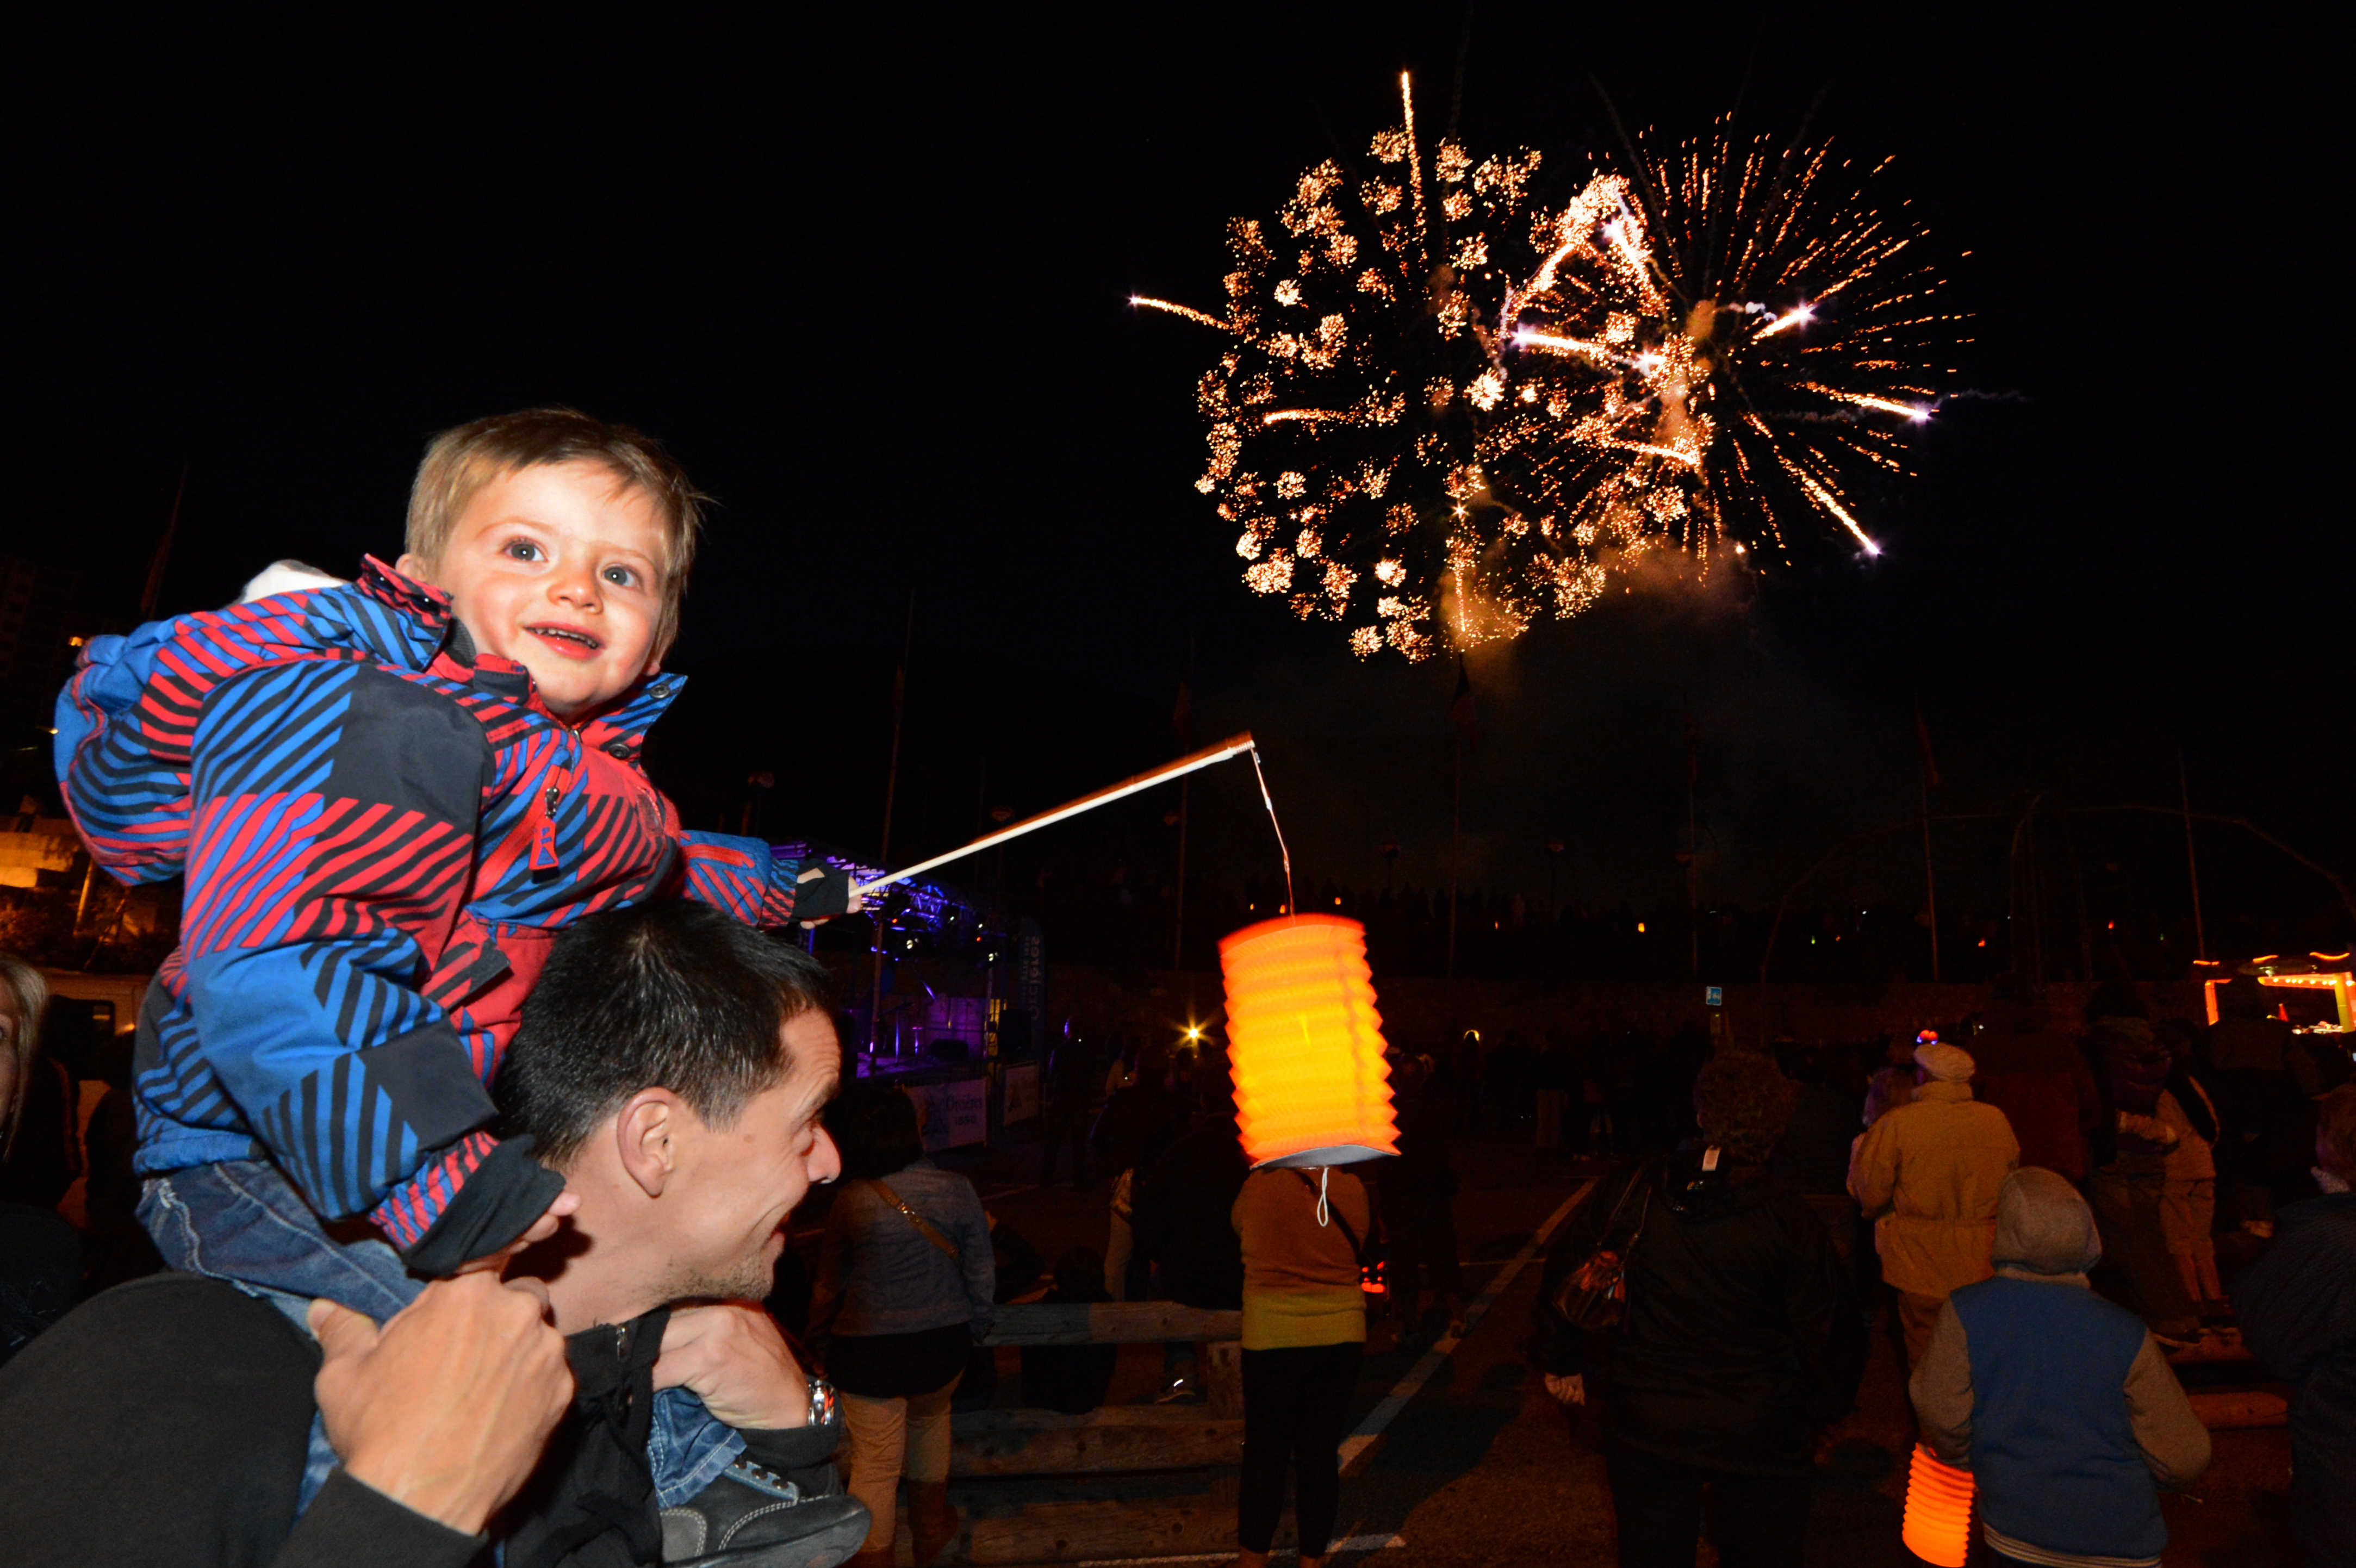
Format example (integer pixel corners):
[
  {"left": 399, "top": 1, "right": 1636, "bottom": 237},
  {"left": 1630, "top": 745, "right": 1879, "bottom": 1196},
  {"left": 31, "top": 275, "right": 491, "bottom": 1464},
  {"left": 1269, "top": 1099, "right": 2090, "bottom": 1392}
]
[
  {"left": 0, "top": 901, "right": 872, "bottom": 1568},
  {"left": 52, "top": 409, "right": 854, "bottom": 1530}
]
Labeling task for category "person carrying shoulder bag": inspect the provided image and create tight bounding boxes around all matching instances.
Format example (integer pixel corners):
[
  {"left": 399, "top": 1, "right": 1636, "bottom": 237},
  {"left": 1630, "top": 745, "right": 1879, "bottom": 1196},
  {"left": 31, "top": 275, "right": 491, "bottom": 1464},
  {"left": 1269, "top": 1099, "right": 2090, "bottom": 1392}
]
[
  {"left": 1536, "top": 1051, "right": 1864, "bottom": 1568},
  {"left": 811, "top": 1085, "right": 995, "bottom": 1568}
]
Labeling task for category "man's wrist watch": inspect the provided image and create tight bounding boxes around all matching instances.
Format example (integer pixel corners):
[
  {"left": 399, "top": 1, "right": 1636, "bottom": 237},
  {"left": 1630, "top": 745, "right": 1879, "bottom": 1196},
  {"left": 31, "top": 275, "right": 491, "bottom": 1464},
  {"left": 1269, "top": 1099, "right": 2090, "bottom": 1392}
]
[{"left": 805, "top": 1373, "right": 837, "bottom": 1428}]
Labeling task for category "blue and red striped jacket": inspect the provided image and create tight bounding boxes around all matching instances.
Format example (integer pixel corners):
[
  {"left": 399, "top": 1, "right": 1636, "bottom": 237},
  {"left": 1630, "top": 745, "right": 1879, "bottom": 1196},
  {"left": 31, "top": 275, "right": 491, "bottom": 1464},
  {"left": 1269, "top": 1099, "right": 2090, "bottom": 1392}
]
[{"left": 54, "top": 558, "right": 818, "bottom": 1266}]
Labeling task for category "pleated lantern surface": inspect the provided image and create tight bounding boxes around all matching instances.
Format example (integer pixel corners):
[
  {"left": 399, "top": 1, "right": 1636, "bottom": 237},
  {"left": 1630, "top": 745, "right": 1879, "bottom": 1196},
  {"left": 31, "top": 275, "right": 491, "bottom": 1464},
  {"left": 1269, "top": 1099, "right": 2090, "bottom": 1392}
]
[
  {"left": 1220, "top": 914, "right": 1397, "bottom": 1168},
  {"left": 1900, "top": 1443, "right": 1974, "bottom": 1568}
]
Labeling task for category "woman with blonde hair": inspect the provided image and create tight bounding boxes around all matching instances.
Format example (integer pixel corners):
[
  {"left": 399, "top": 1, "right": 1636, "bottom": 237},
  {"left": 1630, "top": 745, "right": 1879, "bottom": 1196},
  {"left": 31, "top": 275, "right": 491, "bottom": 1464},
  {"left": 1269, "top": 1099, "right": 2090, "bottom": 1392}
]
[
  {"left": 0, "top": 954, "right": 79, "bottom": 1210},
  {"left": 2, "top": 951, "right": 86, "bottom": 1366},
  {"left": 1, "top": 955, "right": 58, "bottom": 1177}
]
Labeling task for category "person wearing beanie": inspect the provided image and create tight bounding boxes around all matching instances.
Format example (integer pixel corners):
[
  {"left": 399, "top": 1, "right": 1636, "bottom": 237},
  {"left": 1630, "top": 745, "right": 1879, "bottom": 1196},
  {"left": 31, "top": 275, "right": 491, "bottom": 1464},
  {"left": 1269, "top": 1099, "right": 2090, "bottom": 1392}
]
[
  {"left": 1911, "top": 1169, "right": 2210, "bottom": 1567},
  {"left": 1850, "top": 1041, "right": 2021, "bottom": 1367}
]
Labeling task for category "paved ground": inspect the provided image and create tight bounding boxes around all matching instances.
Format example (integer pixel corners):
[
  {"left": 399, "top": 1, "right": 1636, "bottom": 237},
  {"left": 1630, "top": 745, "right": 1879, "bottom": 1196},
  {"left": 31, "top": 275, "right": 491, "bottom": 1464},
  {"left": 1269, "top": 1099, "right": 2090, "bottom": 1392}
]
[{"left": 830, "top": 1123, "right": 2301, "bottom": 1566}]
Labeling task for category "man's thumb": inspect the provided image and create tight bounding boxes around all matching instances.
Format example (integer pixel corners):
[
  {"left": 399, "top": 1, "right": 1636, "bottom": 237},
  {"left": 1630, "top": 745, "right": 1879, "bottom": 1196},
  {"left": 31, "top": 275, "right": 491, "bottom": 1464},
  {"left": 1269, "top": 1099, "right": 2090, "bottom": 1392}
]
[{"left": 308, "top": 1297, "right": 378, "bottom": 1361}]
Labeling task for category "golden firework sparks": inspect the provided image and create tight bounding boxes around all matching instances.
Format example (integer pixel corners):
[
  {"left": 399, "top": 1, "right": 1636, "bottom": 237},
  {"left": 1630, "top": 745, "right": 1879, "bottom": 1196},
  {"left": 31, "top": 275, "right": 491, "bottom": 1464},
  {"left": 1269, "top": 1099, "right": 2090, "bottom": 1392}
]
[
  {"left": 1492, "top": 131, "right": 1955, "bottom": 573},
  {"left": 1137, "top": 88, "right": 1959, "bottom": 658}
]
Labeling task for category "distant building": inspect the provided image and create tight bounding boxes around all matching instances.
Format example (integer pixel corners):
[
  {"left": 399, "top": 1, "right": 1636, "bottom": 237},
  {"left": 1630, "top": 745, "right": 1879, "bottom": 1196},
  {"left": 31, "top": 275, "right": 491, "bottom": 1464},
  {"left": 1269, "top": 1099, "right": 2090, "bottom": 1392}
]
[{"left": 0, "top": 810, "right": 81, "bottom": 891}]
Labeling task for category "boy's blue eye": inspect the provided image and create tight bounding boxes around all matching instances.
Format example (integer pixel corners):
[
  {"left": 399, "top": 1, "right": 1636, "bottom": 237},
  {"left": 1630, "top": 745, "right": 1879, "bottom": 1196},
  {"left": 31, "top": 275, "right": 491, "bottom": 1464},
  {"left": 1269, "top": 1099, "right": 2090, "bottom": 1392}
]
[
  {"left": 604, "top": 566, "right": 636, "bottom": 587},
  {"left": 505, "top": 540, "right": 542, "bottom": 562}
]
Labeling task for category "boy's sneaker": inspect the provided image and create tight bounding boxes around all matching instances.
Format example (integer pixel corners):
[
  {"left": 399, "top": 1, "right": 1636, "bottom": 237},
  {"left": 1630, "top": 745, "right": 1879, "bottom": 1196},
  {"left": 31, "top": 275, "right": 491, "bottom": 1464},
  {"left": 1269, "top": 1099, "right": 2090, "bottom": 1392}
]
[{"left": 661, "top": 1457, "right": 871, "bottom": 1567}]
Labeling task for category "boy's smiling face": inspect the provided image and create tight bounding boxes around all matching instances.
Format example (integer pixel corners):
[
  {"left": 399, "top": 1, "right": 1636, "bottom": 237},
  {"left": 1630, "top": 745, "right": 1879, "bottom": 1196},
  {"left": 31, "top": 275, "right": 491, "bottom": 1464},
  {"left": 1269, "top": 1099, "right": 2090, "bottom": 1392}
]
[{"left": 400, "top": 459, "right": 669, "bottom": 720}]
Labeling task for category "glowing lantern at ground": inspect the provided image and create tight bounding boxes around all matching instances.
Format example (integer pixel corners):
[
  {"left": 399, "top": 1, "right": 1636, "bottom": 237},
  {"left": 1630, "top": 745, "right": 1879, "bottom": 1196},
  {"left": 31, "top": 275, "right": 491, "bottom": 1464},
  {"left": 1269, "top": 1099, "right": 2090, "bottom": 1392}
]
[
  {"left": 1901, "top": 1442, "right": 1975, "bottom": 1567},
  {"left": 1220, "top": 914, "right": 1397, "bottom": 1168}
]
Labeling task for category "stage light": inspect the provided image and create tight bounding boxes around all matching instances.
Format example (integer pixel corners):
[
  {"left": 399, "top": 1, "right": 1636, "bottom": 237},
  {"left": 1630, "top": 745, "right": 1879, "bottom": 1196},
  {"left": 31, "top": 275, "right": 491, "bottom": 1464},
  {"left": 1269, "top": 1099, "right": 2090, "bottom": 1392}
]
[{"left": 1220, "top": 915, "right": 1397, "bottom": 1168}]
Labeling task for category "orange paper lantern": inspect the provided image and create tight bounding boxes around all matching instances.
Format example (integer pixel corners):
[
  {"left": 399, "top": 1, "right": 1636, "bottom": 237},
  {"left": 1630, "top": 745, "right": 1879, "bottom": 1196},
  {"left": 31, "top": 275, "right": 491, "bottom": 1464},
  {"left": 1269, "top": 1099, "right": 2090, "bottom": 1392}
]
[
  {"left": 1900, "top": 1442, "right": 1975, "bottom": 1567},
  {"left": 1219, "top": 914, "right": 1397, "bottom": 1168}
]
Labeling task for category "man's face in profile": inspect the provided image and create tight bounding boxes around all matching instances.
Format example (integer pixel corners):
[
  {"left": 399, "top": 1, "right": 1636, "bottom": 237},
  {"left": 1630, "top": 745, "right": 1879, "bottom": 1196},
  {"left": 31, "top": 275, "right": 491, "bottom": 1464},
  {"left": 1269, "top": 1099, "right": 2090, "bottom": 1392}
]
[{"left": 658, "top": 1009, "right": 842, "bottom": 1302}]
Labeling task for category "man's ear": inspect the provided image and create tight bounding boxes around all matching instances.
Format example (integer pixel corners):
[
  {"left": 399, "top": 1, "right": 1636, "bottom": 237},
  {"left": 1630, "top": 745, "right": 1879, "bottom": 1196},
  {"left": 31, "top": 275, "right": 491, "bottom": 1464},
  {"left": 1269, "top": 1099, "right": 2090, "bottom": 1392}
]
[{"left": 614, "top": 1088, "right": 688, "bottom": 1198}]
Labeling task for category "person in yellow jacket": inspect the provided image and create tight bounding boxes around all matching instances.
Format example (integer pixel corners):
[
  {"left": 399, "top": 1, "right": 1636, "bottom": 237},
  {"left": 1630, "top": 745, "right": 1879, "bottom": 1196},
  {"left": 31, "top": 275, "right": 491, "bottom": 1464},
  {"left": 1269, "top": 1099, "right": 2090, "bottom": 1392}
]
[{"left": 1849, "top": 1040, "right": 2020, "bottom": 1368}]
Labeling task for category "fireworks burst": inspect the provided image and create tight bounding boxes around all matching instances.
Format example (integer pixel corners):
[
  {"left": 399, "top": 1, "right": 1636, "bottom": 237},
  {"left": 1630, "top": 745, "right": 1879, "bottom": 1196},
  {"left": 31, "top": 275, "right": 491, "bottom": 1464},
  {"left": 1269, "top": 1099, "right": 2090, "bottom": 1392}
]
[
  {"left": 1139, "top": 86, "right": 1960, "bottom": 660},
  {"left": 1488, "top": 125, "right": 1956, "bottom": 587},
  {"left": 1135, "top": 72, "right": 1544, "bottom": 662}
]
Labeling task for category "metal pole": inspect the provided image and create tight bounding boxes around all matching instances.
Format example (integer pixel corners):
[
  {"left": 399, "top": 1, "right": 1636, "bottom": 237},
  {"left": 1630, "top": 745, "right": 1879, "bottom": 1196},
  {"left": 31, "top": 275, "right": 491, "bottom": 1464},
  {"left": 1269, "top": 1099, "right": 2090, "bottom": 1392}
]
[
  {"left": 1686, "top": 714, "right": 1700, "bottom": 981},
  {"left": 1919, "top": 768, "right": 1941, "bottom": 982},
  {"left": 869, "top": 592, "right": 915, "bottom": 1055},
  {"left": 2179, "top": 749, "right": 2209, "bottom": 962},
  {"left": 1171, "top": 777, "right": 1189, "bottom": 970},
  {"left": 1446, "top": 732, "right": 1462, "bottom": 979}
]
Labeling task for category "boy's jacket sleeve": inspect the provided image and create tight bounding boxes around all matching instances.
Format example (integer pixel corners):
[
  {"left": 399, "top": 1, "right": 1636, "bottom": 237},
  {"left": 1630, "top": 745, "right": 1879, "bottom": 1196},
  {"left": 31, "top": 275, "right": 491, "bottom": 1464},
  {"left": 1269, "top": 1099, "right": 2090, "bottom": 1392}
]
[
  {"left": 167, "top": 658, "right": 548, "bottom": 1260},
  {"left": 676, "top": 832, "right": 846, "bottom": 926}
]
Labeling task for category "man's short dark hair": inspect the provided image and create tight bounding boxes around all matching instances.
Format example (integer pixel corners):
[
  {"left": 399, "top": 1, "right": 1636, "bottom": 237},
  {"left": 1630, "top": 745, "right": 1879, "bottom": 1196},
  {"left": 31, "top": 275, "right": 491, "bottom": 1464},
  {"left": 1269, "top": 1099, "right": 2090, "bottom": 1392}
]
[{"left": 499, "top": 902, "right": 834, "bottom": 1165}]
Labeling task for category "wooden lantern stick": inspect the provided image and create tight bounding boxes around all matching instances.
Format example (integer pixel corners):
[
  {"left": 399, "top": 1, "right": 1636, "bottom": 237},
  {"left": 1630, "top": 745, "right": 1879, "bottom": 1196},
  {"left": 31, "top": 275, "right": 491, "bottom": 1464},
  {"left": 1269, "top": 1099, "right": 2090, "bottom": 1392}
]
[{"left": 850, "top": 732, "right": 1258, "bottom": 900}]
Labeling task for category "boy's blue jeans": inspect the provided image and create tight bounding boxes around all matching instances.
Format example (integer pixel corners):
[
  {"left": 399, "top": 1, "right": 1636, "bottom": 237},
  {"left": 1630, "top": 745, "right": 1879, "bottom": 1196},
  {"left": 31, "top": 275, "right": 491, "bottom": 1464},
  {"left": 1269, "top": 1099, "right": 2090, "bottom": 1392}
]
[{"left": 139, "top": 1158, "right": 745, "bottom": 1512}]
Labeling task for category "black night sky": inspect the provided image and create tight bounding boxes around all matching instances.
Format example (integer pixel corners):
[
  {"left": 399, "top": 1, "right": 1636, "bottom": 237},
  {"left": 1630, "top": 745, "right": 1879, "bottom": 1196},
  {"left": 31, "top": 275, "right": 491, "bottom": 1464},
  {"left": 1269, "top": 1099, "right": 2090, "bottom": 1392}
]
[{"left": 1, "top": 5, "right": 2344, "bottom": 978}]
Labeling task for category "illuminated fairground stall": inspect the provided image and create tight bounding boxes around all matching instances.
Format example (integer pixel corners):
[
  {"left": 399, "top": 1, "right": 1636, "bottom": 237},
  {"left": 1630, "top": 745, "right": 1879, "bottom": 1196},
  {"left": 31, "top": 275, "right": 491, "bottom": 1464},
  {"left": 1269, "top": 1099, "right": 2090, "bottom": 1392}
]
[{"left": 2198, "top": 953, "right": 2355, "bottom": 1035}]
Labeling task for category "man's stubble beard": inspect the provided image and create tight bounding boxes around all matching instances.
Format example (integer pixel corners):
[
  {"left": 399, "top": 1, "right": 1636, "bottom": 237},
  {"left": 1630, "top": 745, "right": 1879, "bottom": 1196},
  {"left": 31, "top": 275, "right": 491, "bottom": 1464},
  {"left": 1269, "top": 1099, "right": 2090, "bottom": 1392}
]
[{"left": 660, "top": 1240, "right": 781, "bottom": 1308}]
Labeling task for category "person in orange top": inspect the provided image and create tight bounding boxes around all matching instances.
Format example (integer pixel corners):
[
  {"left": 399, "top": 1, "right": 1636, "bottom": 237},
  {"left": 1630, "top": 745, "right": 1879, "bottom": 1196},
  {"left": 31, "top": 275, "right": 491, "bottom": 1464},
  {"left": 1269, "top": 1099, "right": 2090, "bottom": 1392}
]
[
  {"left": 1850, "top": 1041, "right": 2021, "bottom": 1367},
  {"left": 1230, "top": 1163, "right": 1372, "bottom": 1568}
]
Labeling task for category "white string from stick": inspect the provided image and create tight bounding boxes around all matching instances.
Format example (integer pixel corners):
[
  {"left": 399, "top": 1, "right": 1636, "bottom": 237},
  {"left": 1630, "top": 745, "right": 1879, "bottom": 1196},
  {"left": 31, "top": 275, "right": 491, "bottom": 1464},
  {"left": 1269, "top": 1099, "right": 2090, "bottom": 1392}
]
[{"left": 1250, "top": 745, "right": 1296, "bottom": 917}]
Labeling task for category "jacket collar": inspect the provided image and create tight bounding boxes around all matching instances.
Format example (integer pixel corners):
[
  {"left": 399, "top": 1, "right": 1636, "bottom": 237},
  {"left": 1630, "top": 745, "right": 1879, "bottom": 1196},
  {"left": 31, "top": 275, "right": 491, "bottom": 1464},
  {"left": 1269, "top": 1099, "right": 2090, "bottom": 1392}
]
[
  {"left": 1917, "top": 1080, "right": 1975, "bottom": 1103},
  {"left": 352, "top": 555, "right": 686, "bottom": 747},
  {"left": 355, "top": 555, "right": 455, "bottom": 631},
  {"left": 578, "top": 670, "right": 686, "bottom": 761}
]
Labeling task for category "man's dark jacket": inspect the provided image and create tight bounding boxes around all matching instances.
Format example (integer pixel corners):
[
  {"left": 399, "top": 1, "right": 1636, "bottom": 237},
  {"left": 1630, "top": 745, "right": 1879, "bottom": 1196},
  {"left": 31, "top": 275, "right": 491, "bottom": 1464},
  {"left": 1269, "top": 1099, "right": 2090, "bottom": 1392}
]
[
  {"left": 0, "top": 1273, "right": 482, "bottom": 1568},
  {"left": 1536, "top": 1150, "right": 1865, "bottom": 1475},
  {"left": 2236, "top": 1191, "right": 2356, "bottom": 1566},
  {"left": 0, "top": 1273, "right": 842, "bottom": 1568}
]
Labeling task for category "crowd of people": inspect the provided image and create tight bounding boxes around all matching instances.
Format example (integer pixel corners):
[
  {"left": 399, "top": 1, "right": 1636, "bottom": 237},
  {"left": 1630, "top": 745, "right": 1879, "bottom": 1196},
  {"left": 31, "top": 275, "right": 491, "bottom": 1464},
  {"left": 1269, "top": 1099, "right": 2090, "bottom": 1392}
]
[{"left": 1525, "top": 979, "right": 2356, "bottom": 1567}]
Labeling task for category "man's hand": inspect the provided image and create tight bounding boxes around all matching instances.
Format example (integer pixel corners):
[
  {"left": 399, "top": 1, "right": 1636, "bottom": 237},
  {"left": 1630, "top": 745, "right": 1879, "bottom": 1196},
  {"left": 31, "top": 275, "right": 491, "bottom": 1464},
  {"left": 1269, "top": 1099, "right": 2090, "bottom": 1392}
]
[
  {"left": 1543, "top": 1373, "right": 1586, "bottom": 1407},
  {"left": 310, "top": 1273, "right": 573, "bottom": 1535},
  {"left": 654, "top": 1302, "right": 812, "bottom": 1429}
]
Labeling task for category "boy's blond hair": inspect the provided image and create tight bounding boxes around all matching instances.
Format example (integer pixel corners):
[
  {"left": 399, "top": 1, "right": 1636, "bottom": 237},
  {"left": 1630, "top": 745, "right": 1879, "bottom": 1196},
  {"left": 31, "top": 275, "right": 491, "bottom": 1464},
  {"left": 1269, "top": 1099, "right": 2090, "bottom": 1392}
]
[{"left": 405, "top": 408, "right": 704, "bottom": 654}]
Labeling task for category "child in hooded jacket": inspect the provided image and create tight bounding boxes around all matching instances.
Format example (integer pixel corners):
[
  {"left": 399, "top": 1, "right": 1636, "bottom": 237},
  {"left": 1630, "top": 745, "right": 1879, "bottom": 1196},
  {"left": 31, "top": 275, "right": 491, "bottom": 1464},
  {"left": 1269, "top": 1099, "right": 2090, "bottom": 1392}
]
[{"left": 1910, "top": 1167, "right": 2210, "bottom": 1567}]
